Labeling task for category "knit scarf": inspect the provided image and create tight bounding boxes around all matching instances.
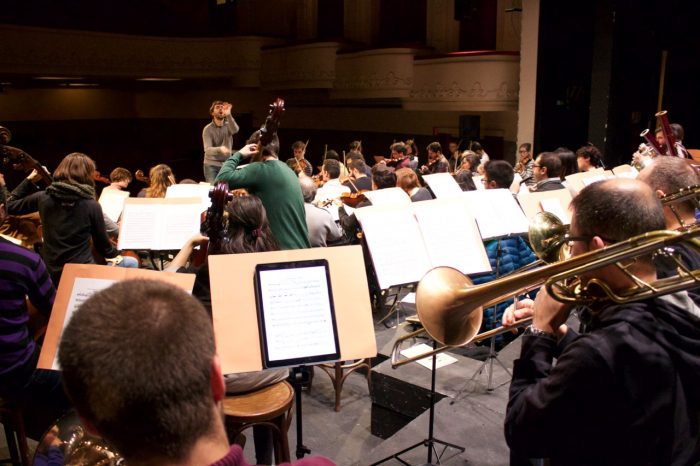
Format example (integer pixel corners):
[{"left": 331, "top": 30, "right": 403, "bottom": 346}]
[{"left": 46, "top": 181, "right": 95, "bottom": 202}]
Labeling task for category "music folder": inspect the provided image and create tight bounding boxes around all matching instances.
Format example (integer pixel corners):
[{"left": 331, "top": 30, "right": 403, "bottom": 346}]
[{"left": 254, "top": 259, "right": 340, "bottom": 368}]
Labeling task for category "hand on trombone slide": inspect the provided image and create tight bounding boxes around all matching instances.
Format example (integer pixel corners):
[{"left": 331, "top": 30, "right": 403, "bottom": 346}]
[{"left": 502, "top": 288, "right": 571, "bottom": 339}]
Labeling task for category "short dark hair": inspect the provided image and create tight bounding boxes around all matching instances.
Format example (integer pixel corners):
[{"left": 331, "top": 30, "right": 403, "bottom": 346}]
[
  {"left": 350, "top": 158, "right": 367, "bottom": 174},
  {"left": 484, "top": 160, "right": 514, "bottom": 189},
  {"left": 538, "top": 152, "right": 562, "bottom": 178},
  {"left": 292, "top": 141, "right": 305, "bottom": 151},
  {"left": 373, "top": 169, "right": 397, "bottom": 189},
  {"left": 247, "top": 131, "right": 279, "bottom": 158},
  {"left": 59, "top": 280, "right": 217, "bottom": 463},
  {"left": 575, "top": 144, "right": 604, "bottom": 168},
  {"left": 109, "top": 167, "right": 132, "bottom": 183},
  {"left": 570, "top": 179, "right": 665, "bottom": 243},
  {"left": 390, "top": 142, "right": 407, "bottom": 155},
  {"left": 323, "top": 159, "right": 341, "bottom": 179},
  {"left": 455, "top": 171, "right": 477, "bottom": 191},
  {"left": 426, "top": 142, "right": 442, "bottom": 154},
  {"left": 325, "top": 150, "right": 340, "bottom": 161},
  {"left": 519, "top": 143, "right": 532, "bottom": 152}
]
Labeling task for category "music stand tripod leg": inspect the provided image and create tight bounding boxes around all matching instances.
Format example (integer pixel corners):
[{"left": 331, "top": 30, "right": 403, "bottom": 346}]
[{"left": 291, "top": 366, "right": 311, "bottom": 459}]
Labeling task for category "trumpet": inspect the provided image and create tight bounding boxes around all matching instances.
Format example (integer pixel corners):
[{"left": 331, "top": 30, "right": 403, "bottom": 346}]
[{"left": 391, "top": 222, "right": 700, "bottom": 368}]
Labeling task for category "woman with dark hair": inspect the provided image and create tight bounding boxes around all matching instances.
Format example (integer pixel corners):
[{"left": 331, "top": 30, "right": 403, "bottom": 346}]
[
  {"left": 556, "top": 147, "right": 579, "bottom": 179},
  {"left": 167, "top": 193, "right": 285, "bottom": 465},
  {"left": 8, "top": 152, "right": 119, "bottom": 283}
]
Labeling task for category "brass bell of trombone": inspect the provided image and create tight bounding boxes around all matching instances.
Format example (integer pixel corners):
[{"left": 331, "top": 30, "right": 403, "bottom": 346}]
[{"left": 528, "top": 211, "right": 570, "bottom": 263}]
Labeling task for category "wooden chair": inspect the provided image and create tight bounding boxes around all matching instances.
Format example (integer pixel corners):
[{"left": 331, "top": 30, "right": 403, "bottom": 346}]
[
  {"left": 222, "top": 380, "right": 294, "bottom": 464},
  {"left": 317, "top": 359, "right": 372, "bottom": 412},
  {"left": 0, "top": 398, "right": 30, "bottom": 466}
]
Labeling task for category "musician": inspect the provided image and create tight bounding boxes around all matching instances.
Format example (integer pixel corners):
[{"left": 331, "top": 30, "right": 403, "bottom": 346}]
[
  {"left": 388, "top": 142, "right": 411, "bottom": 169},
  {"left": 348, "top": 140, "right": 363, "bottom": 155},
  {"left": 139, "top": 163, "right": 175, "bottom": 198},
  {"left": 104, "top": 167, "right": 132, "bottom": 191},
  {"left": 215, "top": 138, "right": 310, "bottom": 250},
  {"left": 396, "top": 167, "right": 432, "bottom": 202},
  {"left": 657, "top": 123, "right": 690, "bottom": 158},
  {"left": 469, "top": 160, "right": 537, "bottom": 340},
  {"left": 345, "top": 151, "right": 372, "bottom": 178},
  {"left": 59, "top": 280, "right": 334, "bottom": 466},
  {"left": 405, "top": 138, "right": 420, "bottom": 170},
  {"left": 338, "top": 167, "right": 397, "bottom": 242},
  {"left": 514, "top": 143, "right": 535, "bottom": 187},
  {"left": 7, "top": 153, "right": 120, "bottom": 284},
  {"left": 287, "top": 141, "right": 313, "bottom": 177},
  {"left": 575, "top": 143, "right": 604, "bottom": 172},
  {"left": 471, "top": 141, "right": 490, "bottom": 165},
  {"left": 343, "top": 158, "right": 372, "bottom": 193},
  {"left": 299, "top": 176, "right": 344, "bottom": 247},
  {"left": 504, "top": 178, "right": 700, "bottom": 465},
  {"left": 203, "top": 100, "right": 240, "bottom": 183},
  {"left": 454, "top": 151, "right": 481, "bottom": 191},
  {"left": 448, "top": 139, "right": 463, "bottom": 172},
  {"left": 314, "top": 159, "right": 350, "bottom": 205},
  {"left": 530, "top": 152, "right": 565, "bottom": 192},
  {"left": 0, "top": 181, "right": 71, "bottom": 439},
  {"left": 420, "top": 142, "right": 449, "bottom": 174}
]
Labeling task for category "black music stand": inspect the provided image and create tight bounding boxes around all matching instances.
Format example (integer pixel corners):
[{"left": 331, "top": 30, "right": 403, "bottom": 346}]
[
  {"left": 290, "top": 366, "right": 312, "bottom": 459},
  {"left": 370, "top": 340, "right": 465, "bottom": 466}
]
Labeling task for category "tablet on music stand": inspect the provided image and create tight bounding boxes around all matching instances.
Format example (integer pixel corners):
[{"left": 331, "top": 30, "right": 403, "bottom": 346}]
[{"left": 254, "top": 259, "right": 341, "bottom": 368}]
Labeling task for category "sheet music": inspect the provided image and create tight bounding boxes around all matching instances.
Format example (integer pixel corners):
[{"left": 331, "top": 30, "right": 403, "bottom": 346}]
[
  {"left": 581, "top": 174, "right": 609, "bottom": 186},
  {"left": 363, "top": 187, "right": 411, "bottom": 208},
  {"left": 473, "top": 175, "right": 485, "bottom": 190},
  {"left": 462, "top": 189, "right": 529, "bottom": 239},
  {"left": 258, "top": 265, "right": 337, "bottom": 361},
  {"left": 51, "top": 277, "right": 116, "bottom": 370},
  {"left": 98, "top": 189, "right": 129, "bottom": 223},
  {"left": 518, "top": 189, "right": 573, "bottom": 225},
  {"left": 118, "top": 198, "right": 202, "bottom": 250},
  {"left": 412, "top": 198, "right": 490, "bottom": 275},
  {"left": 355, "top": 206, "right": 432, "bottom": 289},
  {"left": 539, "top": 198, "right": 569, "bottom": 224},
  {"left": 611, "top": 164, "right": 638, "bottom": 176},
  {"left": 400, "top": 343, "right": 458, "bottom": 370},
  {"left": 166, "top": 184, "right": 212, "bottom": 212},
  {"left": 422, "top": 173, "right": 463, "bottom": 199}
]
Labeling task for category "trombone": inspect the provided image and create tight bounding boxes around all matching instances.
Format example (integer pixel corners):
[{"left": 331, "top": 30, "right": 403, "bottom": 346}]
[{"left": 391, "top": 215, "right": 700, "bottom": 368}]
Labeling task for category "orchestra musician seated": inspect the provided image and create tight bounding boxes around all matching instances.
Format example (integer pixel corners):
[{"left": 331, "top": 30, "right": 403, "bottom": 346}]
[
  {"left": 138, "top": 163, "right": 176, "bottom": 198},
  {"left": 345, "top": 151, "right": 372, "bottom": 179},
  {"left": 299, "top": 176, "right": 345, "bottom": 247},
  {"left": 468, "top": 160, "right": 537, "bottom": 344},
  {"left": 343, "top": 157, "right": 372, "bottom": 193},
  {"left": 103, "top": 167, "right": 132, "bottom": 192},
  {"left": 575, "top": 143, "right": 604, "bottom": 172},
  {"left": 503, "top": 178, "right": 700, "bottom": 465},
  {"left": 395, "top": 167, "right": 432, "bottom": 202},
  {"left": 387, "top": 142, "right": 411, "bottom": 169},
  {"left": 530, "top": 152, "right": 566, "bottom": 192},
  {"left": 287, "top": 140, "right": 313, "bottom": 177},
  {"left": 420, "top": 142, "right": 450, "bottom": 174},
  {"left": 338, "top": 167, "right": 397, "bottom": 243},
  {"left": 454, "top": 151, "right": 481, "bottom": 191},
  {"left": 0, "top": 178, "right": 72, "bottom": 439},
  {"left": 59, "top": 279, "right": 335, "bottom": 466},
  {"left": 313, "top": 159, "right": 350, "bottom": 205}
]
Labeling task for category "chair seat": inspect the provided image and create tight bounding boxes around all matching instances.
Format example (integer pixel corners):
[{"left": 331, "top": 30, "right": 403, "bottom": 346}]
[{"left": 222, "top": 380, "right": 294, "bottom": 422}]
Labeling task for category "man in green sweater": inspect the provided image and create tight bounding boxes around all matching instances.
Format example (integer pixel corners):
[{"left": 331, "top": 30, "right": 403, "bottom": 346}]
[{"left": 215, "top": 140, "right": 310, "bottom": 250}]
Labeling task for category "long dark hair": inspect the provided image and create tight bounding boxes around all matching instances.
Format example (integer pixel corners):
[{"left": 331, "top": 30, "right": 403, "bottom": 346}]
[{"left": 220, "top": 195, "right": 279, "bottom": 254}]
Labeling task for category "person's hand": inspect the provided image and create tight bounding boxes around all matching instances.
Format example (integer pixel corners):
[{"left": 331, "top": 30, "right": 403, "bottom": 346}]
[
  {"left": 239, "top": 143, "right": 259, "bottom": 159},
  {"left": 0, "top": 172, "right": 5, "bottom": 188},
  {"left": 27, "top": 169, "right": 43, "bottom": 183},
  {"left": 222, "top": 102, "right": 232, "bottom": 116},
  {"left": 220, "top": 145, "right": 231, "bottom": 157},
  {"left": 187, "top": 233, "right": 209, "bottom": 247},
  {"left": 502, "top": 298, "right": 535, "bottom": 327},
  {"left": 531, "top": 287, "right": 572, "bottom": 335}
]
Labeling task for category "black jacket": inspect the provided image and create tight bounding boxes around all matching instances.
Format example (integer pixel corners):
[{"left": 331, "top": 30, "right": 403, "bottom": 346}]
[{"left": 505, "top": 292, "right": 700, "bottom": 465}]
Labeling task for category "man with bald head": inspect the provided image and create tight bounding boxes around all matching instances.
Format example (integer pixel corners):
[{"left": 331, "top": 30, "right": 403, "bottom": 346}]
[
  {"left": 637, "top": 156, "right": 698, "bottom": 230},
  {"left": 504, "top": 178, "right": 700, "bottom": 465}
]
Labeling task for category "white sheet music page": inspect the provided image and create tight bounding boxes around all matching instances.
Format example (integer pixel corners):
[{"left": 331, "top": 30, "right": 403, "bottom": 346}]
[
  {"left": 539, "top": 198, "right": 570, "bottom": 224},
  {"left": 258, "top": 265, "right": 337, "bottom": 362},
  {"left": 422, "top": 173, "right": 463, "bottom": 199},
  {"left": 412, "top": 198, "right": 490, "bottom": 275},
  {"left": 355, "top": 205, "right": 431, "bottom": 289},
  {"left": 363, "top": 187, "right": 411, "bottom": 208},
  {"left": 51, "top": 277, "right": 116, "bottom": 370},
  {"left": 98, "top": 189, "right": 129, "bottom": 223},
  {"left": 166, "top": 184, "right": 212, "bottom": 212},
  {"left": 463, "top": 189, "right": 529, "bottom": 239},
  {"left": 118, "top": 198, "right": 202, "bottom": 250}
]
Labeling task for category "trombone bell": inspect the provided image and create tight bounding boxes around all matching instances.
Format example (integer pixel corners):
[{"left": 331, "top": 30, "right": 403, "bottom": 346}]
[{"left": 416, "top": 267, "right": 483, "bottom": 347}]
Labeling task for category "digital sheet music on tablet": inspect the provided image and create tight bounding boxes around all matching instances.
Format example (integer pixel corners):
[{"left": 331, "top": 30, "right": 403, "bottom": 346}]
[{"left": 254, "top": 259, "right": 340, "bottom": 368}]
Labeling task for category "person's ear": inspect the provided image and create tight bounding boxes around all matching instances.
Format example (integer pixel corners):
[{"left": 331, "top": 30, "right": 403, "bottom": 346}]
[
  {"left": 488, "top": 180, "right": 498, "bottom": 189},
  {"left": 210, "top": 354, "right": 225, "bottom": 403},
  {"left": 590, "top": 236, "right": 607, "bottom": 251},
  {"left": 655, "top": 189, "right": 665, "bottom": 200}
]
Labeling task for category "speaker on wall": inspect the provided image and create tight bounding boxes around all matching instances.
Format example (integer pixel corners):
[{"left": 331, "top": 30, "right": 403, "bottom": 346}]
[{"left": 459, "top": 115, "right": 481, "bottom": 141}]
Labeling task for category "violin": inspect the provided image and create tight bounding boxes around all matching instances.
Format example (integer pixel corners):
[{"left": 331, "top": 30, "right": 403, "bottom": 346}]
[
  {"left": 0, "top": 126, "right": 53, "bottom": 186},
  {"left": 134, "top": 169, "right": 149, "bottom": 184},
  {"left": 92, "top": 170, "right": 110, "bottom": 184},
  {"left": 339, "top": 191, "right": 368, "bottom": 208}
]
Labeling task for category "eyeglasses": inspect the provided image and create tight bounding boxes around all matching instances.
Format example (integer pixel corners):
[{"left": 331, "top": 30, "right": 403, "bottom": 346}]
[
  {"left": 533, "top": 164, "right": 542, "bottom": 168},
  {"left": 565, "top": 234, "right": 615, "bottom": 248}
]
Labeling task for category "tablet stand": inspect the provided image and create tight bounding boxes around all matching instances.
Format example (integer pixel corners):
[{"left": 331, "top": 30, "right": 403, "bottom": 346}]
[{"left": 291, "top": 366, "right": 312, "bottom": 459}]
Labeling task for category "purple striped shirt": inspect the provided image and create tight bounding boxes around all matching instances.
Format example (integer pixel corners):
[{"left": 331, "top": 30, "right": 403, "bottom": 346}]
[{"left": 0, "top": 237, "right": 55, "bottom": 375}]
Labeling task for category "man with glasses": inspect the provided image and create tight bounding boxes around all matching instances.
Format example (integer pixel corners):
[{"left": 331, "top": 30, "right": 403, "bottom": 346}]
[
  {"left": 503, "top": 178, "right": 700, "bottom": 465},
  {"left": 530, "top": 152, "right": 565, "bottom": 192}
]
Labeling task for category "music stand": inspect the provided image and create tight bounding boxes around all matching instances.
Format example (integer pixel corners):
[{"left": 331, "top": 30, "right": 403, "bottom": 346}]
[{"left": 370, "top": 340, "right": 465, "bottom": 466}]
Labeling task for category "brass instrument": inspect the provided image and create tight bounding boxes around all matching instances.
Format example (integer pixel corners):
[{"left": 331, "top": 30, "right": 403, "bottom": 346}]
[
  {"left": 390, "top": 211, "right": 568, "bottom": 367},
  {"left": 391, "top": 216, "right": 700, "bottom": 368},
  {"left": 661, "top": 185, "right": 700, "bottom": 231}
]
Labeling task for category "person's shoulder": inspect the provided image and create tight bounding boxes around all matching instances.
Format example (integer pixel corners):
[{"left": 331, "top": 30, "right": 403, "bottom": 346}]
[{"left": 0, "top": 237, "right": 43, "bottom": 266}]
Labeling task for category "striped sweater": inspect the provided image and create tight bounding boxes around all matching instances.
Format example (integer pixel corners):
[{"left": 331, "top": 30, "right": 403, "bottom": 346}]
[{"left": 0, "top": 237, "right": 55, "bottom": 375}]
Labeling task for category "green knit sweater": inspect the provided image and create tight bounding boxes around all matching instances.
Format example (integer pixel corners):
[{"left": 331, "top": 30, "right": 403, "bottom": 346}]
[{"left": 215, "top": 152, "right": 310, "bottom": 250}]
